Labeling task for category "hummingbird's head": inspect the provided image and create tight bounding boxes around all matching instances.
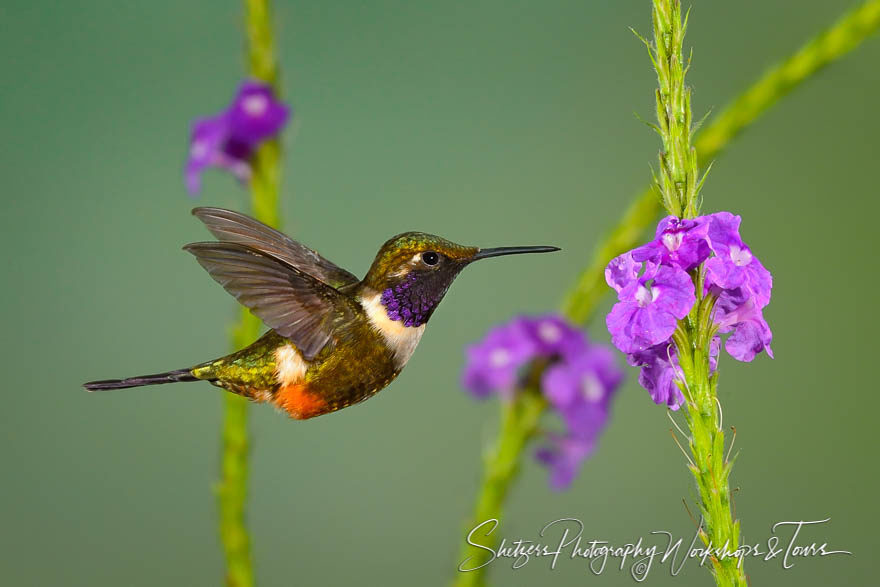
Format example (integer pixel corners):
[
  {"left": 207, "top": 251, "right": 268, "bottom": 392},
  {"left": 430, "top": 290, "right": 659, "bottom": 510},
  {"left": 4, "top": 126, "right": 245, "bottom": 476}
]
[{"left": 361, "top": 232, "right": 559, "bottom": 328}]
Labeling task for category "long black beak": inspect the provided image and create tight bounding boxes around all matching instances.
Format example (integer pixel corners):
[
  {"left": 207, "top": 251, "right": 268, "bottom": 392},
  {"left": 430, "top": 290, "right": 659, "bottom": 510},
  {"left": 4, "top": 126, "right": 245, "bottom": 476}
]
[{"left": 472, "top": 245, "right": 561, "bottom": 261}]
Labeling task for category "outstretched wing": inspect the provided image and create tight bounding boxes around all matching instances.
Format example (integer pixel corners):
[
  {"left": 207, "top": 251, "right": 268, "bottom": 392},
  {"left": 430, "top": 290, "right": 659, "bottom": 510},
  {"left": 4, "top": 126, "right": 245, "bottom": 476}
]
[
  {"left": 183, "top": 241, "right": 356, "bottom": 359},
  {"left": 191, "top": 207, "right": 359, "bottom": 289}
]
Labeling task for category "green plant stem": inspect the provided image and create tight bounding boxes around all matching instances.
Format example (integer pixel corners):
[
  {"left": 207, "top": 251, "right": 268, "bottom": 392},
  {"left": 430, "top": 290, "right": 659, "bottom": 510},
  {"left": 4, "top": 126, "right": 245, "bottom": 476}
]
[
  {"left": 218, "top": 2, "right": 282, "bottom": 587},
  {"left": 696, "top": 0, "right": 880, "bottom": 159},
  {"left": 674, "top": 299, "right": 745, "bottom": 585},
  {"left": 455, "top": 1, "right": 880, "bottom": 585},
  {"left": 455, "top": 389, "right": 546, "bottom": 587},
  {"left": 245, "top": 0, "right": 280, "bottom": 87}
]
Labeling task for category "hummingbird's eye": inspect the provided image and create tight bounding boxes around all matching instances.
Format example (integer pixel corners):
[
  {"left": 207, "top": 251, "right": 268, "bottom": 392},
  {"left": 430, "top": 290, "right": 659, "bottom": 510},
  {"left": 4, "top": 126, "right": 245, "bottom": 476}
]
[{"left": 421, "top": 251, "right": 440, "bottom": 266}]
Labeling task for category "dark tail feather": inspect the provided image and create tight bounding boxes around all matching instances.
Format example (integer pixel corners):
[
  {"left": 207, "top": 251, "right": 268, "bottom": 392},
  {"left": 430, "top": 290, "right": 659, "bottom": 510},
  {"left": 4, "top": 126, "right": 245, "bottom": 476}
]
[{"left": 84, "top": 368, "right": 199, "bottom": 391}]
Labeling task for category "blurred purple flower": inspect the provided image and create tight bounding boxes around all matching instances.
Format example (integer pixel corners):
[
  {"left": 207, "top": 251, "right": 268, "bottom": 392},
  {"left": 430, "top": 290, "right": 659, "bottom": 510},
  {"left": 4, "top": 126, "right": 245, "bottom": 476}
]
[
  {"left": 541, "top": 344, "right": 622, "bottom": 411},
  {"left": 462, "top": 314, "right": 624, "bottom": 490},
  {"left": 185, "top": 80, "right": 290, "bottom": 195},
  {"left": 461, "top": 314, "right": 590, "bottom": 398},
  {"left": 538, "top": 345, "right": 622, "bottom": 490},
  {"left": 461, "top": 318, "right": 537, "bottom": 398},
  {"left": 521, "top": 314, "right": 589, "bottom": 359},
  {"left": 535, "top": 434, "right": 596, "bottom": 491}
]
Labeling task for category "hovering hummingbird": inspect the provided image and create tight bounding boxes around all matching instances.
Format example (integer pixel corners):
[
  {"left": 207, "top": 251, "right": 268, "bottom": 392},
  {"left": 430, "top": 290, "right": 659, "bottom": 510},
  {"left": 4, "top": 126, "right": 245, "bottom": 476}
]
[{"left": 84, "top": 207, "right": 559, "bottom": 419}]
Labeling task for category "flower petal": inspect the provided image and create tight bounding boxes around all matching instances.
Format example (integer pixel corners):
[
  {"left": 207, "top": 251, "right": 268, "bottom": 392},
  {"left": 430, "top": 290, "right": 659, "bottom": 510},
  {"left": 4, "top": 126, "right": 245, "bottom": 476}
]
[
  {"left": 705, "top": 211, "right": 743, "bottom": 254},
  {"left": 744, "top": 256, "right": 773, "bottom": 309},
  {"left": 725, "top": 311, "right": 773, "bottom": 362},
  {"left": 184, "top": 114, "right": 229, "bottom": 195},
  {"left": 460, "top": 319, "right": 539, "bottom": 398},
  {"left": 227, "top": 80, "right": 291, "bottom": 145},
  {"left": 628, "top": 343, "right": 684, "bottom": 410},
  {"left": 521, "top": 314, "right": 589, "bottom": 359},
  {"left": 536, "top": 435, "right": 595, "bottom": 491},
  {"left": 652, "top": 265, "right": 696, "bottom": 318},
  {"left": 605, "top": 252, "right": 641, "bottom": 294},
  {"left": 704, "top": 255, "right": 747, "bottom": 290},
  {"left": 541, "top": 363, "right": 577, "bottom": 408},
  {"left": 184, "top": 81, "right": 291, "bottom": 195}
]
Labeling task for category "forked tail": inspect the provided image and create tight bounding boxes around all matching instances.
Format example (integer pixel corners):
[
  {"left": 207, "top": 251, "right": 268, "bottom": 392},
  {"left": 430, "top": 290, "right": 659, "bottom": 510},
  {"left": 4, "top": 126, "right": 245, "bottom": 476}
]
[{"left": 83, "top": 368, "right": 200, "bottom": 391}]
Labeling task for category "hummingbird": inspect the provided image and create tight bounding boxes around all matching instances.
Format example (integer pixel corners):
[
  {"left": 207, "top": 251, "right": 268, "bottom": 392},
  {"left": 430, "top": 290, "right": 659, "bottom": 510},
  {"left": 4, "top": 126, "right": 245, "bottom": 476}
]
[{"left": 84, "top": 207, "right": 559, "bottom": 419}]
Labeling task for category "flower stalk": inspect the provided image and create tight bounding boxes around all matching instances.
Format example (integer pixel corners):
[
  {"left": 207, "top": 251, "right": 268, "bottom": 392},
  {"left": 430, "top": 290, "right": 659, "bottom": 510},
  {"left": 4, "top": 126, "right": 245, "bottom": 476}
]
[
  {"left": 455, "top": 1, "right": 880, "bottom": 585},
  {"left": 455, "top": 388, "right": 546, "bottom": 586},
  {"left": 646, "top": 1, "right": 745, "bottom": 584},
  {"left": 218, "top": 2, "right": 283, "bottom": 586},
  {"left": 647, "top": 0, "right": 697, "bottom": 218}
]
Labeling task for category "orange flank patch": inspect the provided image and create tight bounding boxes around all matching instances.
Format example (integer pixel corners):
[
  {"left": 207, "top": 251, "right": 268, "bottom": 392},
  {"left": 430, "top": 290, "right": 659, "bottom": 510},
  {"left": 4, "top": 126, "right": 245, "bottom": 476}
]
[{"left": 274, "top": 383, "right": 328, "bottom": 420}]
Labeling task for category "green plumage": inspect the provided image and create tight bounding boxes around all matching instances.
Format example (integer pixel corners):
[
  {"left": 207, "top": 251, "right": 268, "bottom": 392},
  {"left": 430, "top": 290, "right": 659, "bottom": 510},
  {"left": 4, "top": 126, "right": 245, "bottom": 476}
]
[
  {"left": 191, "top": 315, "right": 402, "bottom": 416},
  {"left": 191, "top": 332, "right": 282, "bottom": 397}
]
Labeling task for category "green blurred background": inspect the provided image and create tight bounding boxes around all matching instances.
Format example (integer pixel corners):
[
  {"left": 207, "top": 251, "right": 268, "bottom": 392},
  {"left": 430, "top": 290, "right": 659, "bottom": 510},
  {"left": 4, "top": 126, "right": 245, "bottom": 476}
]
[{"left": 2, "top": 1, "right": 877, "bottom": 585}]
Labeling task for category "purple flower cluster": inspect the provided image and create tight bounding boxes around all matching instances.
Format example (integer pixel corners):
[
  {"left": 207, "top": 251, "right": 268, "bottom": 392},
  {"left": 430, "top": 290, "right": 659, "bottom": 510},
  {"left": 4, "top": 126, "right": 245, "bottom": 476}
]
[
  {"left": 462, "top": 315, "right": 623, "bottom": 490},
  {"left": 185, "top": 80, "right": 290, "bottom": 195},
  {"left": 605, "top": 212, "right": 772, "bottom": 408}
]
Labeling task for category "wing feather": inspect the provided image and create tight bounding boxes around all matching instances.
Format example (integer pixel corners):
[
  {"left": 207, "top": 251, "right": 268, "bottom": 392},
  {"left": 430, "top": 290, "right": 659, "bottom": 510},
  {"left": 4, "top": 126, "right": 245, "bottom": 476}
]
[
  {"left": 183, "top": 241, "right": 355, "bottom": 359},
  {"left": 191, "top": 207, "right": 359, "bottom": 289}
]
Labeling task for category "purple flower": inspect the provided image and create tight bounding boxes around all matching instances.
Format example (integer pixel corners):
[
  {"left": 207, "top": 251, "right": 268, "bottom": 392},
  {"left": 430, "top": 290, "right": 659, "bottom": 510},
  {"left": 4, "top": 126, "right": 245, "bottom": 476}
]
[
  {"left": 725, "top": 318, "right": 773, "bottom": 362},
  {"left": 631, "top": 215, "right": 711, "bottom": 271},
  {"left": 461, "top": 319, "right": 537, "bottom": 398},
  {"left": 625, "top": 337, "right": 720, "bottom": 410},
  {"left": 462, "top": 314, "right": 624, "bottom": 490},
  {"left": 702, "top": 212, "right": 773, "bottom": 361},
  {"left": 541, "top": 345, "right": 622, "bottom": 412},
  {"left": 605, "top": 252, "right": 641, "bottom": 293},
  {"left": 605, "top": 211, "right": 773, "bottom": 409},
  {"left": 606, "top": 264, "right": 695, "bottom": 354},
  {"left": 225, "top": 81, "right": 290, "bottom": 142},
  {"left": 535, "top": 434, "right": 597, "bottom": 491},
  {"left": 714, "top": 288, "right": 774, "bottom": 362},
  {"left": 185, "top": 80, "right": 290, "bottom": 195},
  {"left": 626, "top": 342, "right": 684, "bottom": 409},
  {"left": 537, "top": 345, "right": 622, "bottom": 490},
  {"left": 521, "top": 314, "right": 588, "bottom": 359},
  {"left": 704, "top": 212, "right": 772, "bottom": 308},
  {"left": 461, "top": 315, "right": 592, "bottom": 399}
]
